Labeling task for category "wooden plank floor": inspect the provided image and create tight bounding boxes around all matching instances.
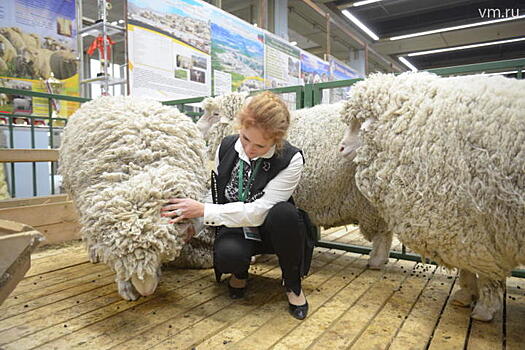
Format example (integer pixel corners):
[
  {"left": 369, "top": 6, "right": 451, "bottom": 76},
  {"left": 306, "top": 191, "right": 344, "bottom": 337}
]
[{"left": 1, "top": 227, "right": 524, "bottom": 350}]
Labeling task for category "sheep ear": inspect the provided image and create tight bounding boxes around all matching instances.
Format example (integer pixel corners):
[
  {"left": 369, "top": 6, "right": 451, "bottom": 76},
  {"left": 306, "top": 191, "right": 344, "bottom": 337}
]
[{"left": 360, "top": 117, "right": 377, "bottom": 132}]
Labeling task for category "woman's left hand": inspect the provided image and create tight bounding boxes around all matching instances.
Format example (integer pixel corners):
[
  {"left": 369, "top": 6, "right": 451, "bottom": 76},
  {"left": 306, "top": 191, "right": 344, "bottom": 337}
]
[{"left": 161, "top": 198, "right": 204, "bottom": 224}]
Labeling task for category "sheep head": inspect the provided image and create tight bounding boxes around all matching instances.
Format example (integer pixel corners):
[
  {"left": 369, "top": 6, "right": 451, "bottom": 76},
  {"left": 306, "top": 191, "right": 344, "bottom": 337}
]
[
  {"left": 339, "top": 117, "right": 376, "bottom": 160},
  {"left": 196, "top": 96, "right": 220, "bottom": 139},
  {"left": 339, "top": 72, "right": 438, "bottom": 160},
  {"left": 200, "top": 92, "right": 249, "bottom": 159}
]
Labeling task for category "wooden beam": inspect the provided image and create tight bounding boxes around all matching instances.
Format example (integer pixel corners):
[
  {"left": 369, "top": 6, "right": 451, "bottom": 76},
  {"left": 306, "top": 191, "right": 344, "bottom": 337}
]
[
  {"left": 0, "top": 201, "right": 78, "bottom": 228},
  {"left": 34, "top": 221, "right": 81, "bottom": 245},
  {"left": 0, "top": 195, "right": 69, "bottom": 209},
  {"left": 326, "top": 13, "right": 331, "bottom": 57},
  {"left": 0, "top": 219, "right": 34, "bottom": 234},
  {"left": 0, "top": 149, "right": 59, "bottom": 163},
  {"left": 0, "top": 228, "right": 44, "bottom": 305},
  {"left": 257, "top": 0, "right": 268, "bottom": 29}
]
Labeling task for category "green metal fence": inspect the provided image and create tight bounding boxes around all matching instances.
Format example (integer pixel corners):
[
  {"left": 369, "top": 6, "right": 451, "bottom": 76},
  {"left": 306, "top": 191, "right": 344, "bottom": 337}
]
[
  {"left": 161, "top": 84, "right": 305, "bottom": 118},
  {"left": 427, "top": 58, "right": 525, "bottom": 78},
  {"left": 0, "top": 87, "right": 90, "bottom": 197}
]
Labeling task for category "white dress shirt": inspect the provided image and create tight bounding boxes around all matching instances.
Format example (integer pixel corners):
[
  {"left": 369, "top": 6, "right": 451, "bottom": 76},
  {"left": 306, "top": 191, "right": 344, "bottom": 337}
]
[{"left": 203, "top": 137, "right": 304, "bottom": 227}]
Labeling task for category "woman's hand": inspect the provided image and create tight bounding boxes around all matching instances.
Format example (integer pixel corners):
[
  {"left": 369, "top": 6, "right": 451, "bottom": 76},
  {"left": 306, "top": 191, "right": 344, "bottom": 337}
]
[{"left": 161, "top": 198, "right": 205, "bottom": 224}]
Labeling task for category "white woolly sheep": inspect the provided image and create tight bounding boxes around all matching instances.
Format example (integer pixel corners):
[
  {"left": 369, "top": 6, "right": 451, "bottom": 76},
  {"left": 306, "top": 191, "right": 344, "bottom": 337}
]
[
  {"left": 197, "top": 93, "right": 392, "bottom": 269},
  {"left": 59, "top": 96, "right": 213, "bottom": 301},
  {"left": 339, "top": 72, "right": 525, "bottom": 321}
]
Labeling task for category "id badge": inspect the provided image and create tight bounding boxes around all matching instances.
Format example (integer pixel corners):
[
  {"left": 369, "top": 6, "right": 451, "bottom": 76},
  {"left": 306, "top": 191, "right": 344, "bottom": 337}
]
[{"left": 242, "top": 226, "right": 262, "bottom": 241}]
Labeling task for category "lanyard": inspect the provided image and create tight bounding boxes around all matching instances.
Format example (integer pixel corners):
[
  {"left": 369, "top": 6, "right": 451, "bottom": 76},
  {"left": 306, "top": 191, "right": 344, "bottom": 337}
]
[{"left": 238, "top": 158, "right": 262, "bottom": 202}]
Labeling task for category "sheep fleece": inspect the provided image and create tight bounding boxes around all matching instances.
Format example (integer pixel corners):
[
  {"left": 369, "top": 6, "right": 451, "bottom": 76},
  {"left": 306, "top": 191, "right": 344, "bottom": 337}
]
[
  {"left": 343, "top": 72, "right": 525, "bottom": 279},
  {"left": 59, "top": 96, "right": 210, "bottom": 281},
  {"left": 288, "top": 103, "right": 385, "bottom": 231}
]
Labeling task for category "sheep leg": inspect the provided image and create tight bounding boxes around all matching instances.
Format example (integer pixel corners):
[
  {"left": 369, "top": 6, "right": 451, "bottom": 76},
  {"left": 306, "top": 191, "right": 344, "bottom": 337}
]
[
  {"left": 451, "top": 269, "right": 478, "bottom": 307},
  {"left": 117, "top": 279, "right": 140, "bottom": 301},
  {"left": 88, "top": 245, "right": 100, "bottom": 264},
  {"left": 471, "top": 276, "right": 504, "bottom": 322},
  {"left": 368, "top": 231, "right": 392, "bottom": 269}
]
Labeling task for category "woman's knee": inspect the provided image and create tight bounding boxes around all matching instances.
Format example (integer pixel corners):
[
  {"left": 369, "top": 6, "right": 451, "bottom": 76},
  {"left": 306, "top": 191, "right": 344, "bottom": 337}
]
[
  {"left": 214, "top": 229, "right": 252, "bottom": 269},
  {"left": 265, "top": 201, "right": 298, "bottom": 225}
]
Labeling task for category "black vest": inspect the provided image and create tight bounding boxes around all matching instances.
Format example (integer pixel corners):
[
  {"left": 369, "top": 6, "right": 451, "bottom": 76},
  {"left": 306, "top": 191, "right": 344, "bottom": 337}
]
[{"left": 213, "top": 135, "right": 303, "bottom": 205}]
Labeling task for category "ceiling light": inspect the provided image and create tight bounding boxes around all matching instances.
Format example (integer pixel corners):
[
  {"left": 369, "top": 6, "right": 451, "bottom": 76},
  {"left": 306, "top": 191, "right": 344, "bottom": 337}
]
[
  {"left": 352, "top": 0, "right": 383, "bottom": 6},
  {"left": 407, "top": 37, "right": 525, "bottom": 56},
  {"left": 482, "top": 70, "right": 519, "bottom": 76},
  {"left": 398, "top": 57, "right": 418, "bottom": 71},
  {"left": 390, "top": 15, "right": 525, "bottom": 40},
  {"left": 342, "top": 10, "right": 379, "bottom": 41}
]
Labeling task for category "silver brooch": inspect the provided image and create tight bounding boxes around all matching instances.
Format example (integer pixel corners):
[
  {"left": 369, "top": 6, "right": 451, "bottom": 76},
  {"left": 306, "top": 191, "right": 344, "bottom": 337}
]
[{"left": 262, "top": 161, "right": 270, "bottom": 172}]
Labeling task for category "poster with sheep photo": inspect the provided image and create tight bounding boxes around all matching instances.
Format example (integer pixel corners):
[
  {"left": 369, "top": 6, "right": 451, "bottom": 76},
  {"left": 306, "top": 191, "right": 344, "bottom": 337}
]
[
  {"left": 0, "top": 0, "right": 79, "bottom": 120},
  {"left": 127, "top": 0, "right": 212, "bottom": 100}
]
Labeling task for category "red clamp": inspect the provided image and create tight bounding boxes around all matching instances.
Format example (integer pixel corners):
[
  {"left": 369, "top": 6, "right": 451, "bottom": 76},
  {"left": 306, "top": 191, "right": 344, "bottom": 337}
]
[{"left": 87, "top": 35, "right": 116, "bottom": 60}]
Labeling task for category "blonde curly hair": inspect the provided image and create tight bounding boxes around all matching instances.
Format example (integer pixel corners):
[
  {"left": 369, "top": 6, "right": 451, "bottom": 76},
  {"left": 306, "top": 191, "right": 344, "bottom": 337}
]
[{"left": 235, "top": 91, "right": 291, "bottom": 150}]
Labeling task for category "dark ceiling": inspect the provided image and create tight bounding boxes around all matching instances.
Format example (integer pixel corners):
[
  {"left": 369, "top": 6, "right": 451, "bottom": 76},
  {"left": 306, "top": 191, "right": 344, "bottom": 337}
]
[{"left": 327, "top": 0, "right": 525, "bottom": 71}]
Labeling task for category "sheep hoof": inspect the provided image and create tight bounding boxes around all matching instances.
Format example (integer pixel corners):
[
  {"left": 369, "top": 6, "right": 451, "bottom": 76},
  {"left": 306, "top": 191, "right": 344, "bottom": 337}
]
[
  {"left": 117, "top": 280, "right": 140, "bottom": 301},
  {"left": 471, "top": 303, "right": 494, "bottom": 322},
  {"left": 88, "top": 247, "right": 99, "bottom": 264},
  {"left": 367, "top": 256, "right": 387, "bottom": 270},
  {"left": 367, "top": 261, "right": 385, "bottom": 270},
  {"left": 451, "top": 288, "right": 474, "bottom": 307}
]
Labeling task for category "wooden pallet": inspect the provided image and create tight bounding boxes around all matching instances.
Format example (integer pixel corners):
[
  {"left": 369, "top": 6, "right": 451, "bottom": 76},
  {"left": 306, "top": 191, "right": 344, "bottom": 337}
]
[
  {"left": 0, "top": 219, "right": 43, "bottom": 305},
  {"left": 0, "top": 149, "right": 80, "bottom": 246}
]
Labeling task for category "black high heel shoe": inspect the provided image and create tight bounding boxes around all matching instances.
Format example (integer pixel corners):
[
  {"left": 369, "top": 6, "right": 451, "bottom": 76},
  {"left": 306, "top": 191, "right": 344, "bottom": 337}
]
[{"left": 288, "top": 300, "right": 308, "bottom": 320}]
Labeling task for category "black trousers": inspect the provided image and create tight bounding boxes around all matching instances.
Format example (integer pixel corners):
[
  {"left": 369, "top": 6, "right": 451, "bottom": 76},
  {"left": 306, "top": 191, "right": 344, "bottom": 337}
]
[{"left": 213, "top": 201, "right": 305, "bottom": 295}]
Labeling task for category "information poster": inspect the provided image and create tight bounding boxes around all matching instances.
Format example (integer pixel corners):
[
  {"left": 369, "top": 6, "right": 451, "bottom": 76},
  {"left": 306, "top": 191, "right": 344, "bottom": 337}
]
[
  {"left": 263, "top": 33, "right": 301, "bottom": 108},
  {"left": 0, "top": 0, "right": 79, "bottom": 119},
  {"left": 210, "top": 6, "right": 265, "bottom": 94},
  {"left": 329, "top": 56, "right": 360, "bottom": 103},
  {"left": 128, "top": 0, "right": 212, "bottom": 100},
  {"left": 264, "top": 33, "right": 301, "bottom": 89},
  {"left": 300, "top": 51, "right": 330, "bottom": 85}
]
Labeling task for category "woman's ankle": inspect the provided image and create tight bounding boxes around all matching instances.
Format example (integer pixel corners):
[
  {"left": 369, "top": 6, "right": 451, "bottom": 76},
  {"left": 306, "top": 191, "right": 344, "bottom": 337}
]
[
  {"left": 229, "top": 275, "right": 247, "bottom": 288},
  {"left": 286, "top": 289, "right": 306, "bottom": 306}
]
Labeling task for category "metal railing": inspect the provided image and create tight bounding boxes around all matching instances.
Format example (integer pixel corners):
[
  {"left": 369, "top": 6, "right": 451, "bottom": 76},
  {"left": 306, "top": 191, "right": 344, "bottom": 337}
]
[
  {"left": 161, "top": 84, "right": 306, "bottom": 118},
  {"left": 427, "top": 58, "right": 525, "bottom": 78},
  {"left": 0, "top": 87, "right": 90, "bottom": 197}
]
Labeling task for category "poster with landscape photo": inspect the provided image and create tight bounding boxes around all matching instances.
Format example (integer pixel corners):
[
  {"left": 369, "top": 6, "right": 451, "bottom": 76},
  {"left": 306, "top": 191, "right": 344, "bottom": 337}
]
[{"left": 210, "top": 7, "right": 265, "bottom": 94}]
